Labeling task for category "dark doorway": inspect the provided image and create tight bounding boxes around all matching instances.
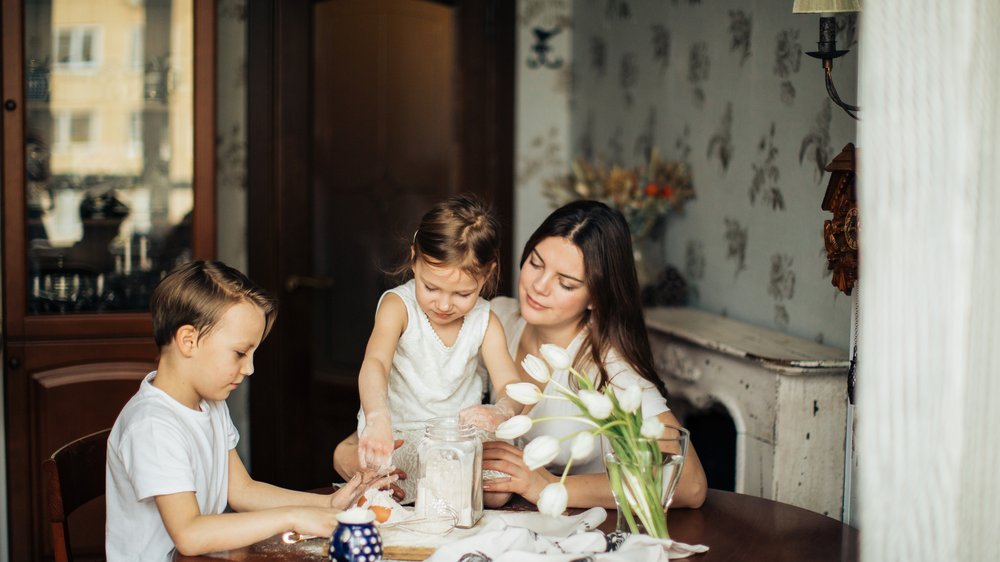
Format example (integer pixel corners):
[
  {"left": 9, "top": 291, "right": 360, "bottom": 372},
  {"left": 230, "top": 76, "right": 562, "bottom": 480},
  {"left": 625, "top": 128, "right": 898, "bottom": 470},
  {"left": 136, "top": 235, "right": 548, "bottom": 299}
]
[
  {"left": 672, "top": 399, "right": 737, "bottom": 491},
  {"left": 247, "top": 0, "right": 514, "bottom": 489}
]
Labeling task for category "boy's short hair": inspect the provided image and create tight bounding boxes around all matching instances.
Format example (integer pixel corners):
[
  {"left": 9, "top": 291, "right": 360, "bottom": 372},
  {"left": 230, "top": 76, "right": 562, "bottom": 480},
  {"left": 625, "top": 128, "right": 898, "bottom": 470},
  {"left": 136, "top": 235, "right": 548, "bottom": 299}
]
[{"left": 151, "top": 260, "right": 278, "bottom": 347}]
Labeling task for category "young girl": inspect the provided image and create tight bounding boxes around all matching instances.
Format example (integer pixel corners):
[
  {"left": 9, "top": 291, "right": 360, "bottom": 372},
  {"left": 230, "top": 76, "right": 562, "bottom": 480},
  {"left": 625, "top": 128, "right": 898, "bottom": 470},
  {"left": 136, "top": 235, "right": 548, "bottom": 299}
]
[{"left": 337, "top": 194, "right": 521, "bottom": 500}]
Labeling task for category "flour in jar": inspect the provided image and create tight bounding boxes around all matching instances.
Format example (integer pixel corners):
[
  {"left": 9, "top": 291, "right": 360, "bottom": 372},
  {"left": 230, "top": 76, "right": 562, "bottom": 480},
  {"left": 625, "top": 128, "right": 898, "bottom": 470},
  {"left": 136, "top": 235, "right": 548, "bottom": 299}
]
[{"left": 413, "top": 417, "right": 483, "bottom": 528}]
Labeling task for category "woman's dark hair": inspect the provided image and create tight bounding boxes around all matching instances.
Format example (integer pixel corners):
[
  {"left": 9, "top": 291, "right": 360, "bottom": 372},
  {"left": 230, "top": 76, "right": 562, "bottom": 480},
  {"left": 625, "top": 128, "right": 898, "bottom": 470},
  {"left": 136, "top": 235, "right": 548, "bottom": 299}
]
[
  {"left": 520, "top": 200, "right": 666, "bottom": 397},
  {"left": 394, "top": 193, "right": 501, "bottom": 297}
]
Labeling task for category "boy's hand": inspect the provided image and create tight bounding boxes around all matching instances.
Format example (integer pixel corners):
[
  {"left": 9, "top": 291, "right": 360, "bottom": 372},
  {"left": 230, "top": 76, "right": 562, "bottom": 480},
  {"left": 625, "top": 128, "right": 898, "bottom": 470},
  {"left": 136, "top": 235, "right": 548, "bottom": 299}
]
[
  {"left": 459, "top": 401, "right": 517, "bottom": 433},
  {"left": 358, "top": 412, "right": 394, "bottom": 470},
  {"left": 289, "top": 506, "right": 341, "bottom": 539}
]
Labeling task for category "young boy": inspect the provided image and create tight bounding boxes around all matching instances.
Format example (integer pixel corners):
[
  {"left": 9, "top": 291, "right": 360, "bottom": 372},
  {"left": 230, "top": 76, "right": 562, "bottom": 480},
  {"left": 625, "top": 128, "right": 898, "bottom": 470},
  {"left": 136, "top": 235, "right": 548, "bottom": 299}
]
[{"left": 106, "top": 261, "right": 391, "bottom": 561}]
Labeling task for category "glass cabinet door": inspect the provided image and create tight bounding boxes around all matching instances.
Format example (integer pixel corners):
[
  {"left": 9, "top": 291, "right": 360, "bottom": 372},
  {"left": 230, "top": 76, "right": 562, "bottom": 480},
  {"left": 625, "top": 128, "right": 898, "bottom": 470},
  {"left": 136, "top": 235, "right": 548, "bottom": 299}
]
[{"left": 22, "top": 0, "right": 195, "bottom": 314}]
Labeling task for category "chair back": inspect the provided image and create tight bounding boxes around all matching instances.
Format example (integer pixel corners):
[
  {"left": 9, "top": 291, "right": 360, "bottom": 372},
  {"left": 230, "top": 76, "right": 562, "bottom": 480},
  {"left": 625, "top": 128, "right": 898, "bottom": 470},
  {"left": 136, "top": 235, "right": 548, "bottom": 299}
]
[{"left": 43, "top": 428, "right": 112, "bottom": 562}]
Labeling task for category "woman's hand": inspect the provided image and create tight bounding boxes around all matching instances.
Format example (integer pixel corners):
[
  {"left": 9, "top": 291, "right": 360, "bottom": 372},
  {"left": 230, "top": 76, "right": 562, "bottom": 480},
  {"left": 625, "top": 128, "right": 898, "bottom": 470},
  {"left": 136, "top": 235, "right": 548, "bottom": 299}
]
[{"left": 481, "top": 440, "right": 556, "bottom": 504}]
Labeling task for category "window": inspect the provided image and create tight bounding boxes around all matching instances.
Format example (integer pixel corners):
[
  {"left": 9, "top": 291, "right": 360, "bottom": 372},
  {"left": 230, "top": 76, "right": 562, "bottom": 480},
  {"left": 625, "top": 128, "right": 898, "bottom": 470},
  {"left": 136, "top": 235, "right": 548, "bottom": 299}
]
[
  {"left": 127, "top": 112, "right": 144, "bottom": 157},
  {"left": 54, "top": 111, "right": 96, "bottom": 149},
  {"left": 69, "top": 114, "right": 91, "bottom": 143},
  {"left": 130, "top": 26, "right": 144, "bottom": 70},
  {"left": 54, "top": 27, "right": 101, "bottom": 69}
]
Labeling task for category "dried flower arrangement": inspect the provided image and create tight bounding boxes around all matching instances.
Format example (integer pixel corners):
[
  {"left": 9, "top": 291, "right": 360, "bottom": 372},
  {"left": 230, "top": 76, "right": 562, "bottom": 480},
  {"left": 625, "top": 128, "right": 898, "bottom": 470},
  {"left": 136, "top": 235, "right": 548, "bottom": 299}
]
[{"left": 543, "top": 149, "right": 695, "bottom": 240}]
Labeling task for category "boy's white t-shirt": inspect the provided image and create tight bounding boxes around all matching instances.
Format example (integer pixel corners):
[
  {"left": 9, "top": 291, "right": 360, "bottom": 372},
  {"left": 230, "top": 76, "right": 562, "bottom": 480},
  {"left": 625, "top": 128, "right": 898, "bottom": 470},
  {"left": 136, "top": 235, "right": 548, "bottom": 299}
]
[
  {"left": 106, "top": 371, "right": 239, "bottom": 562},
  {"left": 491, "top": 297, "right": 670, "bottom": 474}
]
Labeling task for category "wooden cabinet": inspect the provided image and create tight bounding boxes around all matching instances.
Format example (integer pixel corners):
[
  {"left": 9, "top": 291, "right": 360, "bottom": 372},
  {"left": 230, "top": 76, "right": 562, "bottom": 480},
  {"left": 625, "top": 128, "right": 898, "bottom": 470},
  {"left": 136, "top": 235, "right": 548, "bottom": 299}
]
[{"left": 1, "top": 0, "right": 215, "bottom": 559}]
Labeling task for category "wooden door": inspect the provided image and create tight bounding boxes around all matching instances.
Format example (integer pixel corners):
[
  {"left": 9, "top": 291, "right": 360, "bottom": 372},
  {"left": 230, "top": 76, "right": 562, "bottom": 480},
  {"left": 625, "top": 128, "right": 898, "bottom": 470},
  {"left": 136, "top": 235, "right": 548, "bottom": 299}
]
[{"left": 247, "top": 0, "right": 513, "bottom": 489}]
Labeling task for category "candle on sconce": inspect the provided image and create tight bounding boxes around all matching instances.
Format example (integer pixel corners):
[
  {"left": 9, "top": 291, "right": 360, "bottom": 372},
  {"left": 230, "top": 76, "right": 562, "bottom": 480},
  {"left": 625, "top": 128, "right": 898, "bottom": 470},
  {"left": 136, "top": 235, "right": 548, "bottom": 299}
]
[
  {"left": 139, "top": 235, "right": 149, "bottom": 271},
  {"left": 123, "top": 236, "right": 132, "bottom": 275}
]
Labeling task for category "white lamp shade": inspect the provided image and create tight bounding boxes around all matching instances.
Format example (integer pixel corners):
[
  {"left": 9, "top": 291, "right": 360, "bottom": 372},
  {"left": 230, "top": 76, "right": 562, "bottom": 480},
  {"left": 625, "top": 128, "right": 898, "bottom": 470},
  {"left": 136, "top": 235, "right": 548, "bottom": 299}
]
[{"left": 793, "top": 0, "right": 861, "bottom": 13}]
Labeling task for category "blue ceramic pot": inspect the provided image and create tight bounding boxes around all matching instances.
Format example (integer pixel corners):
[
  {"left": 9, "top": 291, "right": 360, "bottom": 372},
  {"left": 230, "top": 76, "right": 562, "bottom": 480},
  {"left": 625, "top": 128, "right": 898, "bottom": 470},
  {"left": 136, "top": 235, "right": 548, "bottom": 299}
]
[{"left": 329, "top": 508, "right": 383, "bottom": 562}]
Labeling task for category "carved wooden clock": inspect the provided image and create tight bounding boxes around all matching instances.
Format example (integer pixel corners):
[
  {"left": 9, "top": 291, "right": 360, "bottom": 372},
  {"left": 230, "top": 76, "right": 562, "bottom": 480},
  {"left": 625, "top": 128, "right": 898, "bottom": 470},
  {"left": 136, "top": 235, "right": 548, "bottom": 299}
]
[{"left": 821, "top": 143, "right": 858, "bottom": 295}]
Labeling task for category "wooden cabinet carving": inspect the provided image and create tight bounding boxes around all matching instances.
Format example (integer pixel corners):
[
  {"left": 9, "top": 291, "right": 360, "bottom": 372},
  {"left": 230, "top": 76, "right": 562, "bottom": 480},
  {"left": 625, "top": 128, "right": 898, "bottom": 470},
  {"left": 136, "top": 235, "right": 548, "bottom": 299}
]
[{"left": 2, "top": 0, "right": 216, "bottom": 558}]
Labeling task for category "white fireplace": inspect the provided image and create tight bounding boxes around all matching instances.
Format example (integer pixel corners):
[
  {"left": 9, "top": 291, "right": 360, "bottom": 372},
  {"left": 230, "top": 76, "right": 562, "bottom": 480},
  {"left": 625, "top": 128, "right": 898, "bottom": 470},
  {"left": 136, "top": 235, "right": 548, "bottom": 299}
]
[{"left": 645, "top": 307, "right": 850, "bottom": 519}]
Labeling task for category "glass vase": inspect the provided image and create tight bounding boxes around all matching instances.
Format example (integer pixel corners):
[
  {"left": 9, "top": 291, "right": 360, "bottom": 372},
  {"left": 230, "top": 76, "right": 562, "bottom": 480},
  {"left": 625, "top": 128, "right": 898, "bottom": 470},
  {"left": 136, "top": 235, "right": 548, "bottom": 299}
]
[
  {"left": 632, "top": 240, "right": 654, "bottom": 290},
  {"left": 602, "top": 426, "right": 689, "bottom": 539}
]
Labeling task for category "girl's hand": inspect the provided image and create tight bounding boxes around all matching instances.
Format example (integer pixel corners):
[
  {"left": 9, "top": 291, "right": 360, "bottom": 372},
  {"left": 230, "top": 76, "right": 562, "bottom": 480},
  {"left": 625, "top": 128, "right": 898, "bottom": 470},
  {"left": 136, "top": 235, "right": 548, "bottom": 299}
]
[
  {"left": 480, "top": 440, "right": 556, "bottom": 504},
  {"left": 328, "top": 470, "right": 399, "bottom": 511},
  {"left": 459, "top": 395, "right": 519, "bottom": 433},
  {"left": 459, "top": 403, "right": 514, "bottom": 433},
  {"left": 358, "top": 413, "right": 394, "bottom": 470}
]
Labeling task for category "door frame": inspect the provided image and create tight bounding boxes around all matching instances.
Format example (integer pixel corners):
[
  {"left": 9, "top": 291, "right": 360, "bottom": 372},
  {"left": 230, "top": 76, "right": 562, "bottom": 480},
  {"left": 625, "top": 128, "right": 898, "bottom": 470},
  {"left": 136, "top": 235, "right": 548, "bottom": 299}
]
[{"left": 246, "top": 0, "right": 513, "bottom": 487}]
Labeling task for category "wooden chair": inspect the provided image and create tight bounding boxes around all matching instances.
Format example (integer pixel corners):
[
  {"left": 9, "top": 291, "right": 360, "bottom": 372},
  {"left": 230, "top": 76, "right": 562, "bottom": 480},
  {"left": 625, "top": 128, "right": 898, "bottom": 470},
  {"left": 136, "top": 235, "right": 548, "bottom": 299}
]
[{"left": 43, "top": 428, "right": 112, "bottom": 562}]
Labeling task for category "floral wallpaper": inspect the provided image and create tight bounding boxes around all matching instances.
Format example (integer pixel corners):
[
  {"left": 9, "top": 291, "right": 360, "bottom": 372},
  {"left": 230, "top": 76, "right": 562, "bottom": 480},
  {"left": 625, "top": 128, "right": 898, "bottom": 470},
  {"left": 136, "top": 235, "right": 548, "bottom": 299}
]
[
  {"left": 570, "top": 0, "right": 857, "bottom": 349},
  {"left": 517, "top": 0, "right": 856, "bottom": 348},
  {"left": 514, "top": 0, "right": 573, "bottom": 258}
]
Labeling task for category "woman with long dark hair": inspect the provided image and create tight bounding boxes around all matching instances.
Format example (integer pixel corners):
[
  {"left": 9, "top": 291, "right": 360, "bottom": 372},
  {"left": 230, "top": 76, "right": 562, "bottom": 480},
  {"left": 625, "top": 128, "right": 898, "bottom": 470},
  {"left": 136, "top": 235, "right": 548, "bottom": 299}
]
[{"left": 483, "top": 200, "right": 707, "bottom": 509}]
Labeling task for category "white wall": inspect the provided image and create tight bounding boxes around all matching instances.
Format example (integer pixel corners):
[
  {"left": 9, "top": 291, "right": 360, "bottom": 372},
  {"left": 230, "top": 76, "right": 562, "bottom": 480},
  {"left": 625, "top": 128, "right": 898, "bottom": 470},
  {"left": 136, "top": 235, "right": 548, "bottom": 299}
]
[{"left": 858, "top": 1, "right": 1000, "bottom": 559}]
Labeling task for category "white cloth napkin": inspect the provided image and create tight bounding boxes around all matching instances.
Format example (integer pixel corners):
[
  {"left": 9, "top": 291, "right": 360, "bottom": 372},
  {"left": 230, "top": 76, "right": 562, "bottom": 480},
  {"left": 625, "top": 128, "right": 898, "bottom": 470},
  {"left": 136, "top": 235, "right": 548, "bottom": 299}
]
[{"left": 423, "top": 507, "right": 708, "bottom": 561}]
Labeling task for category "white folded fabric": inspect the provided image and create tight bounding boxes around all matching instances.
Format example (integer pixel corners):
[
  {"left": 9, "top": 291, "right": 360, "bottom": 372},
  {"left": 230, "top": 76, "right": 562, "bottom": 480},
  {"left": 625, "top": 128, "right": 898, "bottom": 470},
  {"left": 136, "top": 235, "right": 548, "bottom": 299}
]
[
  {"left": 424, "top": 507, "right": 708, "bottom": 561},
  {"left": 492, "top": 507, "right": 608, "bottom": 537}
]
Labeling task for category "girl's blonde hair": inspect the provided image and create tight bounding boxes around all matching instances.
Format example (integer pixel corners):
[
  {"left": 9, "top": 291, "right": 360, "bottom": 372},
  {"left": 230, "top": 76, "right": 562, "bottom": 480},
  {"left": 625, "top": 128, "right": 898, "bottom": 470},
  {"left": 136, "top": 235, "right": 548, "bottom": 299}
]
[{"left": 394, "top": 193, "right": 501, "bottom": 297}]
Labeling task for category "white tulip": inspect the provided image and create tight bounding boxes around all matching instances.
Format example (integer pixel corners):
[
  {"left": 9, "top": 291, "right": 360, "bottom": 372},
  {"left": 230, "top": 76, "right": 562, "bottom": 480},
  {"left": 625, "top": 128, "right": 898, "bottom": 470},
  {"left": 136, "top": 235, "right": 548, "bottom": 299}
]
[
  {"left": 539, "top": 343, "right": 572, "bottom": 371},
  {"left": 537, "top": 482, "right": 569, "bottom": 517},
  {"left": 505, "top": 382, "right": 543, "bottom": 405},
  {"left": 521, "top": 354, "right": 551, "bottom": 384},
  {"left": 569, "top": 432, "right": 595, "bottom": 460},
  {"left": 616, "top": 384, "right": 643, "bottom": 414},
  {"left": 522, "top": 435, "right": 560, "bottom": 470},
  {"left": 640, "top": 416, "right": 666, "bottom": 439},
  {"left": 578, "top": 390, "right": 614, "bottom": 420},
  {"left": 495, "top": 415, "right": 533, "bottom": 440}
]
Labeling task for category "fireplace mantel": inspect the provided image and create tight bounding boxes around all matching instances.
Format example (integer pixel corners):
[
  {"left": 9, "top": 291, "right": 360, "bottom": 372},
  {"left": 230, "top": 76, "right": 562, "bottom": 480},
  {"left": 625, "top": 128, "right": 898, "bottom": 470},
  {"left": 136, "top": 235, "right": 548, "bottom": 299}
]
[{"left": 645, "top": 307, "right": 850, "bottom": 519}]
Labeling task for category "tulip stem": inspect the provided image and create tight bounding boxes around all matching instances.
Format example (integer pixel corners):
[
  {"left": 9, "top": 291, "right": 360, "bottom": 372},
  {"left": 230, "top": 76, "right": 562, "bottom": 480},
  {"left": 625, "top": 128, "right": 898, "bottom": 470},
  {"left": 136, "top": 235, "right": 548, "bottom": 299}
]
[{"left": 532, "top": 415, "right": 602, "bottom": 429}]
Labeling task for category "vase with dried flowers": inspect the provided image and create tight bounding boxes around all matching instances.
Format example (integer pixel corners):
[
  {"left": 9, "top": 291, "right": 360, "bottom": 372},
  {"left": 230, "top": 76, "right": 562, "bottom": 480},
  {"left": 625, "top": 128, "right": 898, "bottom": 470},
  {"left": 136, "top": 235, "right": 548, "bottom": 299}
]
[
  {"left": 497, "top": 343, "right": 689, "bottom": 539},
  {"left": 543, "top": 149, "right": 695, "bottom": 287}
]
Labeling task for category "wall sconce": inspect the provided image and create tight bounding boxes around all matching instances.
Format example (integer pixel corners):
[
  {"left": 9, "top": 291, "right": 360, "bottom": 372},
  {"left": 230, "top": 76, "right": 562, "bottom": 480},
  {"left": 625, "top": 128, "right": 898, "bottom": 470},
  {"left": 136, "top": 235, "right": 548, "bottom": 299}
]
[{"left": 793, "top": 0, "right": 861, "bottom": 119}]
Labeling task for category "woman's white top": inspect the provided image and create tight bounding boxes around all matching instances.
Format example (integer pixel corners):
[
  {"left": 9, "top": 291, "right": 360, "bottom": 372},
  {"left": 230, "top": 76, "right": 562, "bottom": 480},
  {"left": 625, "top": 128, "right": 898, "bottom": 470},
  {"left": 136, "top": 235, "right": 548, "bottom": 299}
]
[
  {"left": 491, "top": 297, "right": 669, "bottom": 474},
  {"left": 357, "top": 279, "right": 491, "bottom": 433}
]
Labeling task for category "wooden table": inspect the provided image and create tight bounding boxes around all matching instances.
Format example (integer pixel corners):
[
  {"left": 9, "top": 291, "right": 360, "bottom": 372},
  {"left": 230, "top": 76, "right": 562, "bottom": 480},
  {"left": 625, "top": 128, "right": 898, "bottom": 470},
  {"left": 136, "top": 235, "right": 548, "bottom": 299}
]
[{"left": 175, "top": 490, "right": 859, "bottom": 561}]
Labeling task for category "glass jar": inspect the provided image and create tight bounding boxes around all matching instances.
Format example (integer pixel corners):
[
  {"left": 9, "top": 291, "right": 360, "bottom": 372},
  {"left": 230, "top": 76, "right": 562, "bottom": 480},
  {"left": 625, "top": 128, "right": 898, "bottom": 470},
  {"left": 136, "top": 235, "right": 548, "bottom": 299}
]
[{"left": 414, "top": 416, "right": 483, "bottom": 528}]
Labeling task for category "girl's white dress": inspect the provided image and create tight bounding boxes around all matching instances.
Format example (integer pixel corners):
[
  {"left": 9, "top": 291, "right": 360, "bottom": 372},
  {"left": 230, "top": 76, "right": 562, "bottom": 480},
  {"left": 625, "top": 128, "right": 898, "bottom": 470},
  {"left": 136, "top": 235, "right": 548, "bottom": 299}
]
[{"left": 356, "top": 279, "right": 491, "bottom": 500}]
